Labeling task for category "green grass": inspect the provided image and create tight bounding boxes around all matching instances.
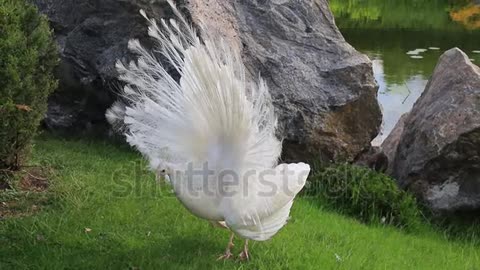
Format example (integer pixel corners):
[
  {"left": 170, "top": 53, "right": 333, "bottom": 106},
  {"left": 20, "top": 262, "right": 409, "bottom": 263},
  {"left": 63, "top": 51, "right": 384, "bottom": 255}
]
[{"left": 1, "top": 135, "right": 479, "bottom": 269}]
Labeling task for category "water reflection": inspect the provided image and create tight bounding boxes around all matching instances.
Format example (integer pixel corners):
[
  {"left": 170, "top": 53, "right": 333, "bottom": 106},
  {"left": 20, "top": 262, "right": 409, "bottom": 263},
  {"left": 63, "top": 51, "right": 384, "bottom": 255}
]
[
  {"left": 371, "top": 59, "right": 427, "bottom": 144},
  {"left": 331, "top": 0, "right": 480, "bottom": 144}
]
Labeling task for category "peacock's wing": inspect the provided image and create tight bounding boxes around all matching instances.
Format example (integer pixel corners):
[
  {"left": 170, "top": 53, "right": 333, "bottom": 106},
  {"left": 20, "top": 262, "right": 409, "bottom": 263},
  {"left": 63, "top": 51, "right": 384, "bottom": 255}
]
[{"left": 222, "top": 162, "right": 310, "bottom": 241}]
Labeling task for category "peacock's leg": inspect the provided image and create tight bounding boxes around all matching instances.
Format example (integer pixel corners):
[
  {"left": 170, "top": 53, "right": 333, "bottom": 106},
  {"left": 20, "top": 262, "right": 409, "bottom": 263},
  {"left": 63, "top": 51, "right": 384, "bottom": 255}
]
[
  {"left": 238, "top": 239, "right": 249, "bottom": 261},
  {"left": 217, "top": 232, "right": 235, "bottom": 260}
]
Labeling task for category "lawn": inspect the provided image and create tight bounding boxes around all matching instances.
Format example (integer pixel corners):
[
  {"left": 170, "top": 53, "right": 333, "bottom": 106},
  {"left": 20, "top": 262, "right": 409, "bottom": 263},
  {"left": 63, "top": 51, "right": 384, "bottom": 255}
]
[{"left": 0, "top": 135, "right": 479, "bottom": 269}]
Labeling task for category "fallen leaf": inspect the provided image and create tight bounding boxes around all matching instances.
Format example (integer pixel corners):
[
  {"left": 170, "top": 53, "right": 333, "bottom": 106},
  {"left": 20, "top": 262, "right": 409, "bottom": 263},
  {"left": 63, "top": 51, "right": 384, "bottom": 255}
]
[
  {"left": 84, "top": 228, "right": 92, "bottom": 233},
  {"left": 15, "top": 104, "right": 32, "bottom": 112}
]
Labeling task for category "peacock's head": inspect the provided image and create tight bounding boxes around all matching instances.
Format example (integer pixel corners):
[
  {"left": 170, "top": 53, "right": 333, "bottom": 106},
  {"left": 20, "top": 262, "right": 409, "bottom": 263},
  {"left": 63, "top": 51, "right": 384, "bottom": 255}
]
[{"left": 158, "top": 167, "right": 167, "bottom": 177}]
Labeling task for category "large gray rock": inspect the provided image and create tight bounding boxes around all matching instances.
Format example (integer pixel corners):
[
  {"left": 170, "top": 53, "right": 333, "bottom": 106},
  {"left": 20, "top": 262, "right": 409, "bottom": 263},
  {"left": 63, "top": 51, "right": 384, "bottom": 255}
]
[
  {"left": 34, "top": 0, "right": 381, "bottom": 161},
  {"left": 186, "top": 0, "right": 381, "bottom": 161},
  {"left": 381, "top": 112, "right": 408, "bottom": 173},
  {"left": 385, "top": 48, "right": 480, "bottom": 214},
  {"left": 33, "top": 0, "right": 173, "bottom": 132}
]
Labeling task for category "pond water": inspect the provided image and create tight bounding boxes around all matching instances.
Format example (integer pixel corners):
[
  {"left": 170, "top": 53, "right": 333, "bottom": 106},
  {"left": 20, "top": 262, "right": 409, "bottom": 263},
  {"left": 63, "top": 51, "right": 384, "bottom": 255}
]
[{"left": 331, "top": 0, "right": 480, "bottom": 144}]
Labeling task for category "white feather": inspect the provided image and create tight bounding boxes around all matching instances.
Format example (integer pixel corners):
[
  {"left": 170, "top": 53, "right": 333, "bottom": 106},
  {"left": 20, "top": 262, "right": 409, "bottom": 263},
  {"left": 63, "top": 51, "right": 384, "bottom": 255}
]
[{"left": 106, "top": 0, "right": 310, "bottom": 241}]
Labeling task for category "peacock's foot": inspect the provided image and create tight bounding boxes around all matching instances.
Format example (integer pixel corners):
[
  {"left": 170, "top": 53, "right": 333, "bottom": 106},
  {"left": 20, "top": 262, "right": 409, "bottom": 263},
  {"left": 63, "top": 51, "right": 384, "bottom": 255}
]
[
  {"left": 238, "top": 239, "right": 249, "bottom": 261},
  {"left": 216, "top": 250, "right": 234, "bottom": 261},
  {"left": 217, "top": 232, "right": 235, "bottom": 261},
  {"left": 238, "top": 249, "right": 249, "bottom": 261}
]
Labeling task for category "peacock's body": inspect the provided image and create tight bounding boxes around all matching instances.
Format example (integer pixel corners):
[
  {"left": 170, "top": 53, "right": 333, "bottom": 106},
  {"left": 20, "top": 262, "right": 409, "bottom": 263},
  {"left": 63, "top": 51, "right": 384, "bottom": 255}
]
[{"left": 107, "top": 0, "right": 310, "bottom": 260}]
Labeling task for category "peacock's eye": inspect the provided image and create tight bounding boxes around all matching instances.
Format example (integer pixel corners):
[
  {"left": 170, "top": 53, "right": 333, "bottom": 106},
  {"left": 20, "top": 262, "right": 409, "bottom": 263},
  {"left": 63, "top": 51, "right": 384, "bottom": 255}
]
[{"left": 161, "top": 169, "right": 166, "bottom": 173}]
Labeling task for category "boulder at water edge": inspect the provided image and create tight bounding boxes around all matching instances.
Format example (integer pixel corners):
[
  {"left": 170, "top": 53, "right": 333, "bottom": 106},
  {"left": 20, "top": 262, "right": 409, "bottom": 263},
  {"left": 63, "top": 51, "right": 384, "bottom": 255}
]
[{"left": 383, "top": 48, "right": 480, "bottom": 215}]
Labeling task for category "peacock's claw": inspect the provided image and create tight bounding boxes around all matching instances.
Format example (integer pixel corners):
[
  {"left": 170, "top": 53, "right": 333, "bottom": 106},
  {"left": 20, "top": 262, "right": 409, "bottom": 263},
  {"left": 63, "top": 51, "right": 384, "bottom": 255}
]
[
  {"left": 216, "top": 250, "right": 234, "bottom": 261},
  {"left": 238, "top": 250, "right": 249, "bottom": 261}
]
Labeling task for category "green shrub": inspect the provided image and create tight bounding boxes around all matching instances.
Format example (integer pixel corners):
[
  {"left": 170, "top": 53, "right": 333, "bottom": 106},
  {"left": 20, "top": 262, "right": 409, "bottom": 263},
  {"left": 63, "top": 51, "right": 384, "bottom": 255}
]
[
  {"left": 0, "top": 0, "right": 58, "bottom": 170},
  {"left": 305, "top": 163, "right": 422, "bottom": 230}
]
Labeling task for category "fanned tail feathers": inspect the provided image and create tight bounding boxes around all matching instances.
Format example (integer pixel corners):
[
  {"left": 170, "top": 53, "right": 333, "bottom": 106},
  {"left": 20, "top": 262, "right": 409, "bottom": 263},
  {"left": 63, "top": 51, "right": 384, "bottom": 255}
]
[{"left": 107, "top": 0, "right": 281, "bottom": 171}]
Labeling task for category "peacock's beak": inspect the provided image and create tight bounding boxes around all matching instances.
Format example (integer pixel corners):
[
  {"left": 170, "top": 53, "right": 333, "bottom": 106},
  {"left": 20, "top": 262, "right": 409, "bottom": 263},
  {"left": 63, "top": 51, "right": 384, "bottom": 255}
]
[{"left": 163, "top": 174, "right": 171, "bottom": 184}]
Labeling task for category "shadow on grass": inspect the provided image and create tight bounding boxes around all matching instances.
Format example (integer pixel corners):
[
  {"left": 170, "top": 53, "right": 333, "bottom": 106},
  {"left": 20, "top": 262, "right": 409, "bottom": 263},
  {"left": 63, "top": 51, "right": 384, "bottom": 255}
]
[{"left": 0, "top": 228, "right": 225, "bottom": 269}]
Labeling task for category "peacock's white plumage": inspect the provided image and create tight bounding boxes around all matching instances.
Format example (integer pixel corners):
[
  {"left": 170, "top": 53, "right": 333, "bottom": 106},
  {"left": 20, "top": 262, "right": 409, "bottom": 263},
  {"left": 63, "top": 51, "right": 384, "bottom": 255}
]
[{"left": 107, "top": 0, "right": 310, "bottom": 255}]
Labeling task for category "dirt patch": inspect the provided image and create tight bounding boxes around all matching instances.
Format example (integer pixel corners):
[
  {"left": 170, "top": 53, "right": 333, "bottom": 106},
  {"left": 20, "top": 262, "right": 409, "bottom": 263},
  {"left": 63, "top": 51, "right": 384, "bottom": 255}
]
[
  {"left": 0, "top": 201, "right": 42, "bottom": 219},
  {"left": 0, "top": 166, "right": 52, "bottom": 219},
  {"left": 19, "top": 167, "right": 49, "bottom": 192}
]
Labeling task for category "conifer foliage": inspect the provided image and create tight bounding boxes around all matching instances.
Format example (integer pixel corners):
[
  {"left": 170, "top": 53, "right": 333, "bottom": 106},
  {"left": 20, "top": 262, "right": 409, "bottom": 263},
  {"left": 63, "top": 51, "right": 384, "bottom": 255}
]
[{"left": 0, "top": 0, "right": 58, "bottom": 170}]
